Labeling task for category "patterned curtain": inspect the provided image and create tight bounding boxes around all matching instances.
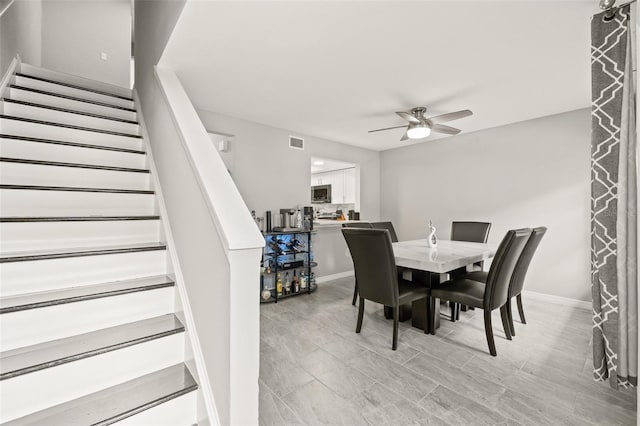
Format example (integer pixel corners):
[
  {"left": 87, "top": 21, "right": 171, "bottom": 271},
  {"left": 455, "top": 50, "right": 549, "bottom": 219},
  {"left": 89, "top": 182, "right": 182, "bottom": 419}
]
[{"left": 591, "top": 4, "right": 637, "bottom": 390}]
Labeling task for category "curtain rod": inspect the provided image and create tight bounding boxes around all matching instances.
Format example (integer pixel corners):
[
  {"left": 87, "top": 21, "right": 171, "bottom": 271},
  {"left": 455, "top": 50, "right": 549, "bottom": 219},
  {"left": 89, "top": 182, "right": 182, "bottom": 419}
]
[{"left": 599, "top": 0, "right": 637, "bottom": 19}]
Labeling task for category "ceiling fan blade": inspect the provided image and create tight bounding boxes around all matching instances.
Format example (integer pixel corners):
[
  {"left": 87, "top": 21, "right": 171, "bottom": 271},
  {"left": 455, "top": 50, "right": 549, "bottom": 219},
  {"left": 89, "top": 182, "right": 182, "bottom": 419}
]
[
  {"left": 428, "top": 109, "right": 473, "bottom": 124},
  {"left": 431, "top": 124, "right": 461, "bottom": 135},
  {"left": 368, "top": 125, "right": 408, "bottom": 133},
  {"left": 400, "top": 130, "right": 409, "bottom": 141},
  {"left": 396, "top": 111, "right": 420, "bottom": 123}
]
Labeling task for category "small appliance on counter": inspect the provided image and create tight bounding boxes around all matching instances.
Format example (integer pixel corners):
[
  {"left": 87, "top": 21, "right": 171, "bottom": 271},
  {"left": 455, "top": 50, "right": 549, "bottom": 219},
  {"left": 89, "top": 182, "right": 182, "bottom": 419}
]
[
  {"left": 266, "top": 211, "right": 272, "bottom": 232},
  {"left": 273, "top": 209, "right": 303, "bottom": 232}
]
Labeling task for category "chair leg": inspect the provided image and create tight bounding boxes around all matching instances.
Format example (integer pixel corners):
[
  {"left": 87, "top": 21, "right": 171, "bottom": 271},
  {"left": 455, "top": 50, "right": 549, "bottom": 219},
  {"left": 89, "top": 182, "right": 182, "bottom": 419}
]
[
  {"left": 450, "top": 302, "right": 457, "bottom": 322},
  {"left": 516, "top": 294, "right": 526, "bottom": 324},
  {"left": 455, "top": 303, "right": 461, "bottom": 320},
  {"left": 461, "top": 305, "right": 468, "bottom": 312},
  {"left": 356, "top": 298, "right": 365, "bottom": 333},
  {"left": 500, "top": 306, "right": 512, "bottom": 340},
  {"left": 392, "top": 305, "right": 399, "bottom": 350},
  {"left": 506, "top": 298, "right": 515, "bottom": 336},
  {"left": 484, "top": 310, "right": 497, "bottom": 356},
  {"left": 352, "top": 281, "right": 358, "bottom": 306}
]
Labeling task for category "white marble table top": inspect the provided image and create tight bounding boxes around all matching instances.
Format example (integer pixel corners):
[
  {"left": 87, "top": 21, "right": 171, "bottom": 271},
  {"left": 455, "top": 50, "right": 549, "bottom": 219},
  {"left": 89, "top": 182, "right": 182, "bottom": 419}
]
[{"left": 392, "top": 239, "right": 498, "bottom": 274}]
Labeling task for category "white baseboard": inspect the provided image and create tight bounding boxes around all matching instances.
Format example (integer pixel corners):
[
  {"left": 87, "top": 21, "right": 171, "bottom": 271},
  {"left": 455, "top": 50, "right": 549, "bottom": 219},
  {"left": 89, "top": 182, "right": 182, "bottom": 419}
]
[
  {"left": 522, "top": 290, "right": 592, "bottom": 311},
  {"left": 316, "top": 270, "right": 354, "bottom": 284}
]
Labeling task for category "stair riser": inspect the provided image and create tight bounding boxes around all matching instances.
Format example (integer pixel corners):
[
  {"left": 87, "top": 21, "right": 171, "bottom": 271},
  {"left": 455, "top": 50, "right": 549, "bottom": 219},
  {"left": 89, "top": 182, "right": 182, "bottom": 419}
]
[
  {"left": 0, "top": 162, "right": 151, "bottom": 191},
  {"left": 116, "top": 391, "right": 197, "bottom": 426},
  {"left": 0, "top": 220, "right": 161, "bottom": 252},
  {"left": 0, "top": 287, "right": 175, "bottom": 351},
  {"left": 0, "top": 189, "right": 155, "bottom": 216},
  {"left": 0, "top": 118, "right": 143, "bottom": 151},
  {"left": 1, "top": 250, "right": 167, "bottom": 296},
  {"left": 13, "top": 75, "right": 135, "bottom": 110},
  {"left": 0, "top": 333, "right": 184, "bottom": 423},
  {"left": 0, "top": 137, "right": 146, "bottom": 169},
  {"left": 2, "top": 102, "right": 140, "bottom": 135},
  {"left": 8, "top": 87, "right": 138, "bottom": 121},
  {"left": 20, "top": 63, "right": 134, "bottom": 100}
]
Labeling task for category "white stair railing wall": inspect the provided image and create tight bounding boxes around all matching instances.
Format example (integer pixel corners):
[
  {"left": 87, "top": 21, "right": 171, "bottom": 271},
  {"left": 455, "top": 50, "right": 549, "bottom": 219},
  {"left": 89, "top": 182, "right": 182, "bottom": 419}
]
[{"left": 136, "top": 65, "right": 263, "bottom": 426}]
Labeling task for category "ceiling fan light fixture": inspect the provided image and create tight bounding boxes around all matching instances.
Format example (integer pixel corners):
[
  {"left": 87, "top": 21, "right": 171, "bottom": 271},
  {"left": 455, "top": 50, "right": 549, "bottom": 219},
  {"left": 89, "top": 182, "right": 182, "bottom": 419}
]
[{"left": 406, "top": 122, "right": 431, "bottom": 139}]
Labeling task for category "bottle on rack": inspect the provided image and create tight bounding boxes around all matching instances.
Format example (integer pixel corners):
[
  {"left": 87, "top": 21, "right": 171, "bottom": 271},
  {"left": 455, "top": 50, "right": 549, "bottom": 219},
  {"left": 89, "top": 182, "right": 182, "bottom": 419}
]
[
  {"left": 284, "top": 272, "right": 291, "bottom": 295},
  {"left": 296, "top": 209, "right": 302, "bottom": 228},
  {"left": 276, "top": 273, "right": 283, "bottom": 296},
  {"left": 300, "top": 272, "right": 307, "bottom": 289},
  {"left": 292, "top": 271, "right": 299, "bottom": 293}
]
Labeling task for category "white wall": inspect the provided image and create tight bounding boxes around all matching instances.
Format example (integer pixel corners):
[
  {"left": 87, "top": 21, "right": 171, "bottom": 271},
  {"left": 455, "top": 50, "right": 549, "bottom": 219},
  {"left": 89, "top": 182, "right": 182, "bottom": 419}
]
[
  {"left": 197, "top": 109, "right": 381, "bottom": 220},
  {"left": 135, "top": 1, "right": 258, "bottom": 424},
  {"left": 196, "top": 109, "right": 381, "bottom": 277},
  {"left": 381, "top": 108, "right": 591, "bottom": 302},
  {"left": 0, "top": 0, "right": 41, "bottom": 77},
  {"left": 41, "top": 0, "right": 130, "bottom": 88}
]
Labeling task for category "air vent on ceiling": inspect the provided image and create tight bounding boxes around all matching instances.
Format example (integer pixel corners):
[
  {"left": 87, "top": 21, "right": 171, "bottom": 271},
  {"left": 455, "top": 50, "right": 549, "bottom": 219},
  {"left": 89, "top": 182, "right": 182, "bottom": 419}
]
[{"left": 289, "top": 136, "right": 304, "bottom": 150}]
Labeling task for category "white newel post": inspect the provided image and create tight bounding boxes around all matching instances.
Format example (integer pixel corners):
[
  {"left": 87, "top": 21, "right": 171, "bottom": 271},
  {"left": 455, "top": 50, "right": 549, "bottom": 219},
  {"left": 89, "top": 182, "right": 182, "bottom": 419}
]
[{"left": 228, "top": 248, "right": 262, "bottom": 426}]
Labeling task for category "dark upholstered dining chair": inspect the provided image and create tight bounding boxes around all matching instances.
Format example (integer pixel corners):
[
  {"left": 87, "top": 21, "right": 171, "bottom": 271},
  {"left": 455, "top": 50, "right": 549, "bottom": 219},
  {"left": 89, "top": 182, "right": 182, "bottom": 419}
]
[
  {"left": 428, "top": 228, "right": 532, "bottom": 356},
  {"left": 464, "top": 226, "right": 547, "bottom": 336},
  {"left": 371, "top": 221, "right": 399, "bottom": 243},
  {"left": 342, "top": 222, "right": 374, "bottom": 305},
  {"left": 449, "top": 221, "right": 492, "bottom": 320},
  {"left": 342, "top": 228, "right": 429, "bottom": 350}
]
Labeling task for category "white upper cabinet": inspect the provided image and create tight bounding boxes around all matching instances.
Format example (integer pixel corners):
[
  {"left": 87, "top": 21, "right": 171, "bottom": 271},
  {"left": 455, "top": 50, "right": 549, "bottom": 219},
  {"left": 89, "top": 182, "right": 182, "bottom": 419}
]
[
  {"left": 331, "top": 172, "right": 345, "bottom": 204},
  {"left": 311, "top": 167, "right": 356, "bottom": 204},
  {"left": 343, "top": 168, "right": 356, "bottom": 204}
]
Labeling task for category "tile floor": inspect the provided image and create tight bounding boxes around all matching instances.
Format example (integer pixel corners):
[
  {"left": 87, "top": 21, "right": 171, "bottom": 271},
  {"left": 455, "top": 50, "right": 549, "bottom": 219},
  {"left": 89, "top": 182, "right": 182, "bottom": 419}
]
[{"left": 259, "top": 276, "right": 636, "bottom": 425}]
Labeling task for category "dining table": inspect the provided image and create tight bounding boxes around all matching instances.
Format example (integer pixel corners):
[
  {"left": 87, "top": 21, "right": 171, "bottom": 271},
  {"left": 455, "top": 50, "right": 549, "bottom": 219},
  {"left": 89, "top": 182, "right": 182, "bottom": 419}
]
[{"left": 386, "top": 239, "right": 498, "bottom": 331}]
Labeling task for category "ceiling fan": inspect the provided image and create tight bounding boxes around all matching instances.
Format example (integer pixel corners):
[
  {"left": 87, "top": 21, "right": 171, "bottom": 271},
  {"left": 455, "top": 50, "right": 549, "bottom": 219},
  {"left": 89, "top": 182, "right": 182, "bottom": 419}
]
[{"left": 368, "top": 107, "right": 473, "bottom": 141}]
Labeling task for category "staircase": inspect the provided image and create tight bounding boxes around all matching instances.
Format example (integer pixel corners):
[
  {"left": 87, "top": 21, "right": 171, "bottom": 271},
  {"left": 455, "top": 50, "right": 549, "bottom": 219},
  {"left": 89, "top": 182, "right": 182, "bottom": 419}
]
[{"left": 0, "top": 63, "right": 201, "bottom": 425}]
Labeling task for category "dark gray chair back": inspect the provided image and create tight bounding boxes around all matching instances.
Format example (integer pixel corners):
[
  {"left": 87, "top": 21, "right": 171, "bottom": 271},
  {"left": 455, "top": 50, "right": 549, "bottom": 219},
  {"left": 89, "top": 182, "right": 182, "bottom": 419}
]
[
  {"left": 451, "top": 221, "right": 492, "bottom": 243},
  {"left": 371, "top": 221, "right": 399, "bottom": 243},
  {"left": 484, "top": 228, "right": 531, "bottom": 310},
  {"left": 509, "top": 226, "right": 547, "bottom": 297},
  {"left": 342, "top": 228, "right": 399, "bottom": 307},
  {"left": 342, "top": 222, "right": 373, "bottom": 229}
]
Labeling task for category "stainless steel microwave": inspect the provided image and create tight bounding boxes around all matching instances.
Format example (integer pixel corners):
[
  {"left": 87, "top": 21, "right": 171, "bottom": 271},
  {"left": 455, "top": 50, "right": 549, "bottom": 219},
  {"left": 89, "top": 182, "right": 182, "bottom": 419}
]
[{"left": 311, "top": 184, "right": 332, "bottom": 203}]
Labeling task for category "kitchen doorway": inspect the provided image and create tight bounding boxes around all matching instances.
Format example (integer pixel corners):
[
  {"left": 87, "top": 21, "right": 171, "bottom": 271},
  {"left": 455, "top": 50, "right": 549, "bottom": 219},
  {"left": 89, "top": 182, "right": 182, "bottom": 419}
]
[{"left": 310, "top": 157, "right": 360, "bottom": 219}]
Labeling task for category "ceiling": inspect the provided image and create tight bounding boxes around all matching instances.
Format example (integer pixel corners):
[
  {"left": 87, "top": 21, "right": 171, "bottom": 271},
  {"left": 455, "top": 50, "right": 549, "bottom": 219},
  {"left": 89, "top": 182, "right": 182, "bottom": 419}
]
[{"left": 160, "top": 1, "right": 593, "bottom": 151}]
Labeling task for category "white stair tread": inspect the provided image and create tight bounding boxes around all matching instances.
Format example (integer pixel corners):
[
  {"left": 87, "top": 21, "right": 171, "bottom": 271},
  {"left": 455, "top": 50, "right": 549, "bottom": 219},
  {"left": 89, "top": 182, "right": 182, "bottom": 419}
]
[
  {"left": 0, "top": 242, "right": 166, "bottom": 262},
  {"left": 0, "top": 133, "right": 146, "bottom": 155},
  {"left": 2, "top": 364, "right": 197, "bottom": 426},
  {"left": 9, "top": 85, "right": 137, "bottom": 113},
  {"left": 2, "top": 98, "right": 139, "bottom": 125},
  {"left": 0, "top": 275, "right": 174, "bottom": 313},
  {"left": 0, "top": 314, "right": 184, "bottom": 379},
  {"left": 15, "top": 73, "right": 134, "bottom": 102}
]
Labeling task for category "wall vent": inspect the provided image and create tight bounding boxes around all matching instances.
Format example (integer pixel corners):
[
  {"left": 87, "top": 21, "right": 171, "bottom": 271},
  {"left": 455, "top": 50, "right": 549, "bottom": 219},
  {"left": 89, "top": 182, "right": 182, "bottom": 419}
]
[{"left": 289, "top": 136, "right": 304, "bottom": 150}]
